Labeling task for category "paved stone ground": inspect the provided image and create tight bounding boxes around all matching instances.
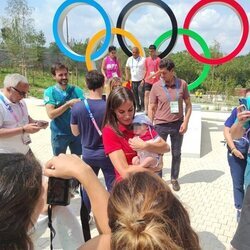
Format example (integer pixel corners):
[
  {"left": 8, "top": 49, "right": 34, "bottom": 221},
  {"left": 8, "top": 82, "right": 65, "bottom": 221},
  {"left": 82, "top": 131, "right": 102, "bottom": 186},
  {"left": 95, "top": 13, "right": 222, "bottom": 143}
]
[{"left": 26, "top": 98, "right": 235, "bottom": 250}]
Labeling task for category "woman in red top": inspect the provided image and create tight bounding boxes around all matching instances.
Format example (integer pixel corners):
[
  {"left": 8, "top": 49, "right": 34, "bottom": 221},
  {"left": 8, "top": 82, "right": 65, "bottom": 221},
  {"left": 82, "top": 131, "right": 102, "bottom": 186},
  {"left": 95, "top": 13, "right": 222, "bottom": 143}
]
[{"left": 102, "top": 87, "right": 169, "bottom": 181}]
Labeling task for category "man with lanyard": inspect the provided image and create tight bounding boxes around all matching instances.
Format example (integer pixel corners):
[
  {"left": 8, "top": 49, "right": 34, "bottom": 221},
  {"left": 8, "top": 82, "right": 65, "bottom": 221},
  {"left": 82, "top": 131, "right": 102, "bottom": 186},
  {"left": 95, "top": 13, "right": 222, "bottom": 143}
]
[
  {"left": 44, "top": 62, "right": 84, "bottom": 156},
  {"left": 0, "top": 73, "right": 47, "bottom": 155},
  {"left": 71, "top": 70, "right": 115, "bottom": 240},
  {"left": 148, "top": 58, "right": 192, "bottom": 191},
  {"left": 125, "top": 46, "right": 146, "bottom": 112},
  {"left": 144, "top": 44, "right": 161, "bottom": 115}
]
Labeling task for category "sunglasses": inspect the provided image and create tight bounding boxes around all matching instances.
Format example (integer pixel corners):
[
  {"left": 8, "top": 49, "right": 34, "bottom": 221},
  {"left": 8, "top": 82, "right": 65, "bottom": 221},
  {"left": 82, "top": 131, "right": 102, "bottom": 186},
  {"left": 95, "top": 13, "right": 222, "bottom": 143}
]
[{"left": 11, "top": 87, "right": 28, "bottom": 98}]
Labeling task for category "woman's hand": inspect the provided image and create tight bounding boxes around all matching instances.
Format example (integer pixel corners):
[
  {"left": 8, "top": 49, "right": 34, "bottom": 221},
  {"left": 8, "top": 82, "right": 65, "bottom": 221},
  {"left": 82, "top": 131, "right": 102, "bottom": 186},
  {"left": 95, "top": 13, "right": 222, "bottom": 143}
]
[
  {"left": 44, "top": 154, "right": 90, "bottom": 179},
  {"left": 128, "top": 137, "right": 147, "bottom": 151},
  {"left": 237, "top": 105, "right": 250, "bottom": 124}
]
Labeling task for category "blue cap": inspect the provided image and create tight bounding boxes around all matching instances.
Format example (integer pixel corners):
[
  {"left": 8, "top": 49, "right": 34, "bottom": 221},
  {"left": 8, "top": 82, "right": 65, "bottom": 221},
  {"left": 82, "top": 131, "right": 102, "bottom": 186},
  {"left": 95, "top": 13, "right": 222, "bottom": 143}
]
[{"left": 132, "top": 114, "right": 153, "bottom": 126}]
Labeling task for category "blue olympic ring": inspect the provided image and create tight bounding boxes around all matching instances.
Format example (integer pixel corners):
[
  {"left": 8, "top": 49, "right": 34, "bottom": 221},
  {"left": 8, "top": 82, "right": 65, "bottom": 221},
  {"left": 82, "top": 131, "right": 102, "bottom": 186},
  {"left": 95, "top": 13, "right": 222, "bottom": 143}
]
[{"left": 53, "top": 0, "right": 112, "bottom": 62}]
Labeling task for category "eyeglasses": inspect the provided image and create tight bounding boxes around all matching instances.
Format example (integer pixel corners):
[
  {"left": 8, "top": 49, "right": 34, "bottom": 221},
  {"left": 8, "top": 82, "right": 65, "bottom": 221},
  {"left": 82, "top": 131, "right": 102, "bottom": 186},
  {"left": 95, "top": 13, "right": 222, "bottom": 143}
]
[{"left": 11, "top": 87, "right": 28, "bottom": 98}]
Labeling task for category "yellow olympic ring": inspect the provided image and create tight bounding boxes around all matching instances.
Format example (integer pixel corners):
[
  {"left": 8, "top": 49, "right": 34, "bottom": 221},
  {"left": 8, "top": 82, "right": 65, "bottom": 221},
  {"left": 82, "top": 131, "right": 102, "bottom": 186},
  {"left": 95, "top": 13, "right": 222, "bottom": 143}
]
[{"left": 86, "top": 27, "right": 145, "bottom": 71}]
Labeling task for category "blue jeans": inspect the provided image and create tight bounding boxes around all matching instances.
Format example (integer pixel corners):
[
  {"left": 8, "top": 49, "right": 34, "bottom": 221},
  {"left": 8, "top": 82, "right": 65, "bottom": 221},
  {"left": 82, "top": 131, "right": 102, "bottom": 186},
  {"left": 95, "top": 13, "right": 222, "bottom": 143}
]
[
  {"left": 155, "top": 121, "right": 183, "bottom": 180},
  {"left": 81, "top": 157, "right": 115, "bottom": 213},
  {"left": 51, "top": 133, "right": 82, "bottom": 156},
  {"left": 228, "top": 150, "right": 247, "bottom": 209}
]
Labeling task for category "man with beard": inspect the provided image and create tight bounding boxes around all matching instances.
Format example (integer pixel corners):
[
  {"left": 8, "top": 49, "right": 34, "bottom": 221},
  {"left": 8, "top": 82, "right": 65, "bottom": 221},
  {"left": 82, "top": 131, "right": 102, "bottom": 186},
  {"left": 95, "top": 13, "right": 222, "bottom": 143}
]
[{"left": 44, "top": 62, "right": 84, "bottom": 156}]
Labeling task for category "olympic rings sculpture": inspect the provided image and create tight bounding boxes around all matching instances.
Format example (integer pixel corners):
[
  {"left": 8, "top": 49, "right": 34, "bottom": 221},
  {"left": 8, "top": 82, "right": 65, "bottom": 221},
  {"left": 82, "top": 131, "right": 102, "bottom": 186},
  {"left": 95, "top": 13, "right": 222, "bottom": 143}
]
[{"left": 53, "top": 0, "right": 249, "bottom": 90}]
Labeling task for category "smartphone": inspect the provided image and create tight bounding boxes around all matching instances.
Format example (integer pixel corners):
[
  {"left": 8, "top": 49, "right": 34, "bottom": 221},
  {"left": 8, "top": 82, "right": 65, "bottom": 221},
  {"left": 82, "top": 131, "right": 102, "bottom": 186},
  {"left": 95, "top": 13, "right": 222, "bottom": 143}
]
[
  {"left": 239, "top": 98, "right": 248, "bottom": 112},
  {"left": 36, "top": 120, "right": 49, "bottom": 128}
]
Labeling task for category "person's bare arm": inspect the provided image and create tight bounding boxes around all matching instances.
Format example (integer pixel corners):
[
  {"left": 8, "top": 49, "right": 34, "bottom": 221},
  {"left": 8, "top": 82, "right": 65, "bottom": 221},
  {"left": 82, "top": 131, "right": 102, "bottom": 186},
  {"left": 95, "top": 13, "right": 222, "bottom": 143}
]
[
  {"left": 125, "top": 66, "right": 130, "bottom": 81},
  {"left": 224, "top": 126, "right": 244, "bottom": 159},
  {"left": 101, "top": 59, "right": 107, "bottom": 80},
  {"left": 44, "top": 154, "right": 110, "bottom": 234},
  {"left": 148, "top": 103, "right": 157, "bottom": 122},
  {"left": 108, "top": 149, "right": 151, "bottom": 179},
  {"left": 179, "top": 97, "right": 192, "bottom": 134},
  {"left": 71, "top": 124, "right": 80, "bottom": 136},
  {"left": 45, "top": 99, "right": 80, "bottom": 120},
  {"left": 129, "top": 136, "right": 169, "bottom": 154},
  {"left": 78, "top": 234, "right": 111, "bottom": 250},
  {"left": 0, "top": 123, "right": 41, "bottom": 138},
  {"left": 230, "top": 107, "right": 250, "bottom": 139}
]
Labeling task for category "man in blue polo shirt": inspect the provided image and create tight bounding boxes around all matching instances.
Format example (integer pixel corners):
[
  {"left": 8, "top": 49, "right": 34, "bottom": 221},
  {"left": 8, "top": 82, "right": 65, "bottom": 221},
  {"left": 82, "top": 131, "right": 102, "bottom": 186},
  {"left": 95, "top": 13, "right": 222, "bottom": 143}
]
[{"left": 44, "top": 62, "right": 84, "bottom": 156}]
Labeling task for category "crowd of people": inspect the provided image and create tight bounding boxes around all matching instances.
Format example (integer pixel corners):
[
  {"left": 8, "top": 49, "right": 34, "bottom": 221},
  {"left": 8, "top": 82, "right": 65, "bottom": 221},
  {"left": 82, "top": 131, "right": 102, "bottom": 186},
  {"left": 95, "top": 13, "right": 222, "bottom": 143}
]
[{"left": 1, "top": 44, "right": 249, "bottom": 250}]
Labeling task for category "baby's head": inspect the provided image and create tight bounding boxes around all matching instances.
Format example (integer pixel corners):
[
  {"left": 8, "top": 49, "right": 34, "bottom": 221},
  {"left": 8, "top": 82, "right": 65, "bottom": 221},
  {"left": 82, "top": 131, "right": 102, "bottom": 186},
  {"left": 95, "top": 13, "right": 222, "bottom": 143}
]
[{"left": 132, "top": 114, "right": 152, "bottom": 136}]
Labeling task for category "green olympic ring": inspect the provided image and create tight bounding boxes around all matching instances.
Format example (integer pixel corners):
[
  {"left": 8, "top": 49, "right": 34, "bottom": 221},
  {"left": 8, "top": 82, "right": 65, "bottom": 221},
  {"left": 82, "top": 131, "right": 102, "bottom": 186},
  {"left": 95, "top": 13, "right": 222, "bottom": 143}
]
[{"left": 154, "top": 28, "right": 211, "bottom": 91}]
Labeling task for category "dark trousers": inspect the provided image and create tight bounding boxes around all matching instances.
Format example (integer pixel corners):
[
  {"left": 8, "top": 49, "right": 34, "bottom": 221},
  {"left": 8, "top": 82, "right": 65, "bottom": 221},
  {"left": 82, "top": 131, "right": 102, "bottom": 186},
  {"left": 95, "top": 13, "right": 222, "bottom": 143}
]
[
  {"left": 231, "top": 185, "right": 250, "bottom": 250},
  {"left": 80, "top": 157, "right": 115, "bottom": 241},
  {"left": 227, "top": 150, "right": 247, "bottom": 209},
  {"left": 155, "top": 121, "right": 183, "bottom": 180},
  {"left": 81, "top": 157, "right": 115, "bottom": 213},
  {"left": 132, "top": 80, "right": 144, "bottom": 111}
]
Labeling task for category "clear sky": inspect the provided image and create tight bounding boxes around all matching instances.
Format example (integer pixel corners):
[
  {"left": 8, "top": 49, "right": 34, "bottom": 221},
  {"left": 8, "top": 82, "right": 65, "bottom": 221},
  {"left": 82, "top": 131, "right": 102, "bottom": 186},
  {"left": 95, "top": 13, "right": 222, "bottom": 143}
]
[{"left": 0, "top": 0, "right": 249, "bottom": 56}]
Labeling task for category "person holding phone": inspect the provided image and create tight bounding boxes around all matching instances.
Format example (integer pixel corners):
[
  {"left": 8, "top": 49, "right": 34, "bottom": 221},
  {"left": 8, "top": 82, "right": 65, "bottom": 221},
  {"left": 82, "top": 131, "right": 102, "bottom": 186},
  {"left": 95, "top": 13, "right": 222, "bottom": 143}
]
[{"left": 0, "top": 73, "right": 48, "bottom": 155}]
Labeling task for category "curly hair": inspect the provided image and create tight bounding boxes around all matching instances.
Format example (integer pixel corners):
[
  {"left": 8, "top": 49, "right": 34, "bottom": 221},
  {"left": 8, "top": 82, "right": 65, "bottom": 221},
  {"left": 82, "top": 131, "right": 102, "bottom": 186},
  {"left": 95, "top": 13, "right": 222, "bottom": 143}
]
[
  {"left": 108, "top": 172, "right": 200, "bottom": 250},
  {"left": 0, "top": 153, "right": 42, "bottom": 250}
]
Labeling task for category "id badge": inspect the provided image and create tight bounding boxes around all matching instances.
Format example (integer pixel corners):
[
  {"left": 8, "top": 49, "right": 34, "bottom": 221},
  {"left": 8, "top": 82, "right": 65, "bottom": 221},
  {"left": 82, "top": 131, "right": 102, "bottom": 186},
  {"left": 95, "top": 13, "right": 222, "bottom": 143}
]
[
  {"left": 112, "top": 72, "right": 118, "bottom": 77},
  {"left": 170, "top": 101, "right": 179, "bottom": 113},
  {"left": 22, "top": 133, "right": 32, "bottom": 145},
  {"left": 150, "top": 71, "right": 155, "bottom": 79}
]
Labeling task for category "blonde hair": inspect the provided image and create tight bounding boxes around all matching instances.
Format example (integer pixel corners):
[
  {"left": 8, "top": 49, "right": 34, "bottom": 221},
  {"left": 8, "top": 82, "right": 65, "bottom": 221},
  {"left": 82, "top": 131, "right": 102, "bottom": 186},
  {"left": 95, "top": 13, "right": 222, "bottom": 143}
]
[
  {"left": 108, "top": 172, "right": 200, "bottom": 250},
  {"left": 109, "top": 77, "right": 122, "bottom": 92}
]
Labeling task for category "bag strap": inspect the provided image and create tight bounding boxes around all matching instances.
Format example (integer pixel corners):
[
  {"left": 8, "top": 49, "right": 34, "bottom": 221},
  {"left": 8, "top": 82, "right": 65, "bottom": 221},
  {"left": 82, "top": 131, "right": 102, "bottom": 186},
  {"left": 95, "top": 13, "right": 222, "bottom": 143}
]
[{"left": 83, "top": 98, "right": 102, "bottom": 136}]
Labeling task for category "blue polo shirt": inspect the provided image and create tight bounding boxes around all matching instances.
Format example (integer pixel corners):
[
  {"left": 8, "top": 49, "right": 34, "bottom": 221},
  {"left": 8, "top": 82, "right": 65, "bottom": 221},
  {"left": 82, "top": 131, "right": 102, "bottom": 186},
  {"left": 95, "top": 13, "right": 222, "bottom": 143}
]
[{"left": 44, "top": 84, "right": 84, "bottom": 135}]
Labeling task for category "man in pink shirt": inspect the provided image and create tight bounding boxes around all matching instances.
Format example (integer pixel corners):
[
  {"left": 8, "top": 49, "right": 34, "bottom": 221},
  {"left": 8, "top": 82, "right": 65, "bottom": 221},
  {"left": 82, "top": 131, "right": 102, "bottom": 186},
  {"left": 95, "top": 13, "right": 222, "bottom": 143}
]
[{"left": 144, "top": 45, "right": 161, "bottom": 115}]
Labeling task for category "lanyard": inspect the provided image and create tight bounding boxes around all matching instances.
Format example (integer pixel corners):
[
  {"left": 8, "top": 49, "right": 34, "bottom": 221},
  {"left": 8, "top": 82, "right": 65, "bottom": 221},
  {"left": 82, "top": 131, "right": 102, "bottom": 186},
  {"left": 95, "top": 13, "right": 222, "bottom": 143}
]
[
  {"left": 132, "top": 56, "right": 141, "bottom": 69},
  {"left": 83, "top": 98, "right": 102, "bottom": 136},
  {"left": 0, "top": 94, "right": 24, "bottom": 123},
  {"left": 161, "top": 78, "right": 180, "bottom": 102}
]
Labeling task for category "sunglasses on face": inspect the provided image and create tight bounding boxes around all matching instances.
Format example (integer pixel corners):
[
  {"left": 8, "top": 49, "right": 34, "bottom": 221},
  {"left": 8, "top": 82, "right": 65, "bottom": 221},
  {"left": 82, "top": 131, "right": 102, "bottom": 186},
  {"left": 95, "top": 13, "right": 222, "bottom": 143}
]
[{"left": 11, "top": 87, "right": 28, "bottom": 98}]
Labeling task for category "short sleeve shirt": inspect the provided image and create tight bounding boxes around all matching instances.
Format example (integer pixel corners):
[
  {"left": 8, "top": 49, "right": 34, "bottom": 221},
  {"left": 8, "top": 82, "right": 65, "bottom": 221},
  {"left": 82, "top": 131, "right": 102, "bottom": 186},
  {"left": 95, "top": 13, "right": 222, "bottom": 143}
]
[
  {"left": 224, "top": 108, "right": 237, "bottom": 128},
  {"left": 149, "top": 77, "right": 190, "bottom": 125},
  {"left": 145, "top": 57, "right": 161, "bottom": 84},
  {"left": 0, "top": 92, "right": 30, "bottom": 154},
  {"left": 102, "top": 124, "right": 137, "bottom": 181},
  {"left": 126, "top": 56, "right": 146, "bottom": 81},
  {"left": 71, "top": 99, "right": 106, "bottom": 160},
  {"left": 44, "top": 84, "right": 84, "bottom": 135}
]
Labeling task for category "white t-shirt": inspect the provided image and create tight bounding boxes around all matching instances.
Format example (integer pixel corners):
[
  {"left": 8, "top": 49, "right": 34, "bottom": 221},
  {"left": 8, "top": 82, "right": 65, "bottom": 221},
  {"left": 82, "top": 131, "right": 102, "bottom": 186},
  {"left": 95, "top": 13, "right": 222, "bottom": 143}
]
[
  {"left": 126, "top": 56, "right": 146, "bottom": 81},
  {"left": 0, "top": 92, "right": 30, "bottom": 154}
]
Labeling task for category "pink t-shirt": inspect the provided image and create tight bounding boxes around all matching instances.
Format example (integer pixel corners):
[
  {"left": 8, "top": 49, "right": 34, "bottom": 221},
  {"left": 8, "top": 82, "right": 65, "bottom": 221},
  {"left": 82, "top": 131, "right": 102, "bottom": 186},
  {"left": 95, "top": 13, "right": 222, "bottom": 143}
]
[
  {"left": 145, "top": 56, "right": 161, "bottom": 85},
  {"left": 104, "top": 56, "right": 121, "bottom": 79}
]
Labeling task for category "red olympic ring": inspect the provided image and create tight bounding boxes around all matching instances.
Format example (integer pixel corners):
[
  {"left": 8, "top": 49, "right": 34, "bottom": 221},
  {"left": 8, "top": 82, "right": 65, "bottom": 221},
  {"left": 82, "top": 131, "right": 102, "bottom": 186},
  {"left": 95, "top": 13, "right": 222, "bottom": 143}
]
[{"left": 183, "top": 0, "right": 249, "bottom": 65}]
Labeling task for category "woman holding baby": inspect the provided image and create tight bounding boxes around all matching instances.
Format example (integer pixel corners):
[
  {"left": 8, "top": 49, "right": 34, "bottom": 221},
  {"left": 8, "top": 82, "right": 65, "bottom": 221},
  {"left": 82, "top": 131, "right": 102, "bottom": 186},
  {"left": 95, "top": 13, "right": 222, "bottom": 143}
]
[{"left": 102, "top": 86, "right": 170, "bottom": 181}]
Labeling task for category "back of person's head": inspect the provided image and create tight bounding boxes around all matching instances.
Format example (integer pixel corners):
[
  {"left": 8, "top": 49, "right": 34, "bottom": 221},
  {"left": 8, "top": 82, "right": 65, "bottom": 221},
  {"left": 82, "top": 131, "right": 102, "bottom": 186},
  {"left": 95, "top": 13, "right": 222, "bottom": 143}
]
[
  {"left": 3, "top": 74, "right": 28, "bottom": 88},
  {"left": 108, "top": 45, "right": 116, "bottom": 52},
  {"left": 103, "top": 86, "right": 136, "bottom": 136},
  {"left": 108, "top": 172, "right": 200, "bottom": 250},
  {"left": 85, "top": 70, "right": 104, "bottom": 91},
  {"left": 0, "top": 153, "right": 43, "bottom": 250},
  {"left": 159, "top": 58, "right": 175, "bottom": 71},
  {"left": 51, "top": 62, "right": 68, "bottom": 76}
]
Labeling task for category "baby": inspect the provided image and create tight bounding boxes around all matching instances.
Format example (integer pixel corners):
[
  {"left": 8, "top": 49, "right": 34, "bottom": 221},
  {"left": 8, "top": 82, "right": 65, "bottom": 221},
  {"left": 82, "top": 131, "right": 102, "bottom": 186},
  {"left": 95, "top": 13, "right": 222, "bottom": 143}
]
[{"left": 131, "top": 114, "right": 162, "bottom": 168}]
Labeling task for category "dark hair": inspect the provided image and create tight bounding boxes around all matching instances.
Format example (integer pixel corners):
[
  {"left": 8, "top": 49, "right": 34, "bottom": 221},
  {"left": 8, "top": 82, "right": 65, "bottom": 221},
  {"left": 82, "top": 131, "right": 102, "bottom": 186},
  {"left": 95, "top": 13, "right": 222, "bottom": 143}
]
[
  {"left": 108, "top": 45, "right": 116, "bottom": 53},
  {"left": 51, "top": 62, "right": 68, "bottom": 76},
  {"left": 85, "top": 70, "right": 105, "bottom": 91},
  {"left": 108, "top": 172, "right": 200, "bottom": 250},
  {"left": 0, "top": 153, "right": 42, "bottom": 250},
  {"left": 148, "top": 44, "right": 156, "bottom": 50},
  {"left": 103, "top": 86, "right": 136, "bottom": 136},
  {"left": 159, "top": 58, "right": 175, "bottom": 71}
]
